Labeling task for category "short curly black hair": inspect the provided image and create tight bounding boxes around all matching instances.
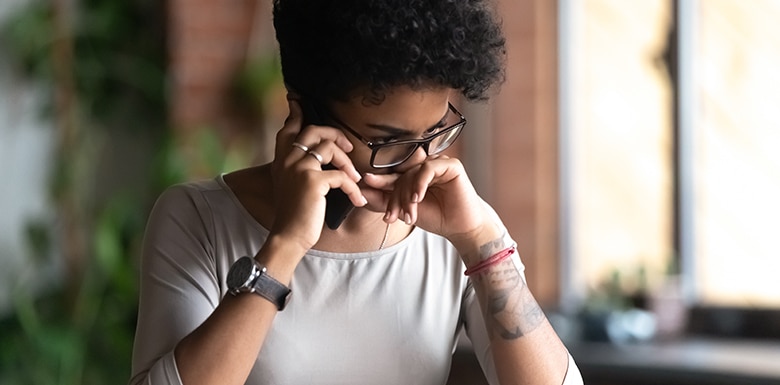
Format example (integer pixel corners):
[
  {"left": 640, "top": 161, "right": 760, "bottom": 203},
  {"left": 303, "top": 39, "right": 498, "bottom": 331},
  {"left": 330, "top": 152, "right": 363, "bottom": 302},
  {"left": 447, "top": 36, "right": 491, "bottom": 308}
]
[{"left": 273, "top": 0, "right": 506, "bottom": 104}]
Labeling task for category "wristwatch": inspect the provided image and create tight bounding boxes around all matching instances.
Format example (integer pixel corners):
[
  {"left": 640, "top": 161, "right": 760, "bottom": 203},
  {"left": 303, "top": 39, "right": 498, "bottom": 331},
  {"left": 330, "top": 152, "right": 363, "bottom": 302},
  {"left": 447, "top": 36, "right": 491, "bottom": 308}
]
[{"left": 227, "top": 256, "right": 292, "bottom": 311}]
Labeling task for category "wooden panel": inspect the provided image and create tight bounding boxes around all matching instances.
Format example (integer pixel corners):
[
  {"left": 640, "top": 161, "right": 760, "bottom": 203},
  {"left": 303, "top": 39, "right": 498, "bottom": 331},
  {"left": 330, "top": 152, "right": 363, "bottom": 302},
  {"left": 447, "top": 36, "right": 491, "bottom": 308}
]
[{"left": 490, "top": 0, "right": 560, "bottom": 306}]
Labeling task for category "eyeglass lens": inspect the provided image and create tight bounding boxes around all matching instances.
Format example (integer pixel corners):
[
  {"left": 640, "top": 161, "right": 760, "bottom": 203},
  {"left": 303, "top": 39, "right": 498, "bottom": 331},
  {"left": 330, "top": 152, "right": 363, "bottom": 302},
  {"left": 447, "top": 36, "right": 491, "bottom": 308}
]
[{"left": 372, "top": 121, "right": 465, "bottom": 167}]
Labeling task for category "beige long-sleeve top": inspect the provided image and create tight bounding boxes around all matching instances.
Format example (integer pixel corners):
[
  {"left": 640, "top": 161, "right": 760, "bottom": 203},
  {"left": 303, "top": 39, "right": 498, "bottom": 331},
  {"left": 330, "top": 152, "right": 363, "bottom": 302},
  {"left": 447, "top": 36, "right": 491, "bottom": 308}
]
[{"left": 130, "top": 175, "right": 582, "bottom": 384}]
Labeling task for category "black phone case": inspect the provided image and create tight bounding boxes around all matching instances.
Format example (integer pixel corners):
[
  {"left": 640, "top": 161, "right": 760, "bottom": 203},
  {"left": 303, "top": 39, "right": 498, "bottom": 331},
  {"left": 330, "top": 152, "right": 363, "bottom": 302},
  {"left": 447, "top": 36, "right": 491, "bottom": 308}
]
[{"left": 299, "top": 99, "right": 355, "bottom": 230}]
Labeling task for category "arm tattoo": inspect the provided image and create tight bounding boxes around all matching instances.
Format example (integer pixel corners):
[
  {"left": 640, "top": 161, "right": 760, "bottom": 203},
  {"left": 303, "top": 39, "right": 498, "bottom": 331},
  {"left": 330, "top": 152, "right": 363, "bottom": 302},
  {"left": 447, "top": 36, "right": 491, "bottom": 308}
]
[
  {"left": 477, "top": 234, "right": 509, "bottom": 262},
  {"left": 471, "top": 241, "right": 546, "bottom": 340}
]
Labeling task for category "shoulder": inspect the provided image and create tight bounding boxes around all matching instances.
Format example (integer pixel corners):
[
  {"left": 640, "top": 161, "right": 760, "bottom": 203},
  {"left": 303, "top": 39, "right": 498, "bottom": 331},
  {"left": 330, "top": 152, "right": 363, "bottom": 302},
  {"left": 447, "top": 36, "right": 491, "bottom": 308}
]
[
  {"left": 152, "top": 178, "right": 224, "bottom": 216},
  {"left": 142, "top": 178, "right": 228, "bottom": 242},
  {"left": 160, "top": 178, "right": 221, "bottom": 197},
  {"left": 147, "top": 166, "right": 275, "bottom": 237}
]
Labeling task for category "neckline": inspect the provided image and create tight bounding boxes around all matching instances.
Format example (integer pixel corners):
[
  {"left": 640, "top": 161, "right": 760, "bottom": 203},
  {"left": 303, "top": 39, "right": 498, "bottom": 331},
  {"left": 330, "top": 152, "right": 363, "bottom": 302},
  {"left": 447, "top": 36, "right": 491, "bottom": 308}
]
[{"left": 214, "top": 174, "right": 416, "bottom": 259}]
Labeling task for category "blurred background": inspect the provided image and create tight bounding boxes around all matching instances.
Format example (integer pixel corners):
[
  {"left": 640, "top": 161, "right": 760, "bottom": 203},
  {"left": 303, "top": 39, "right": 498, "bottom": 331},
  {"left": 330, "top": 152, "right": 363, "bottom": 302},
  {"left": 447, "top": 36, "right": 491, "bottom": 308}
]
[{"left": 1, "top": 0, "right": 779, "bottom": 384}]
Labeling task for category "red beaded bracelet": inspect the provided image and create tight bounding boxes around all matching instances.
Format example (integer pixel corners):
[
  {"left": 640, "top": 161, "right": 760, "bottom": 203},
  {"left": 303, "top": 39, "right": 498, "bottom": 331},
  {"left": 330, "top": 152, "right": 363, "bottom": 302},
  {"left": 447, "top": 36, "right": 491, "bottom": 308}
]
[{"left": 464, "top": 247, "right": 516, "bottom": 276}]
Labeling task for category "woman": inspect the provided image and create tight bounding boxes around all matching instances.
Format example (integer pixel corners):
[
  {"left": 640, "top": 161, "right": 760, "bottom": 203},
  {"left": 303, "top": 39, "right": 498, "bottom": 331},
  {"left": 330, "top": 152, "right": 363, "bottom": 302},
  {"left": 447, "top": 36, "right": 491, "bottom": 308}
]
[{"left": 130, "top": 0, "right": 582, "bottom": 384}]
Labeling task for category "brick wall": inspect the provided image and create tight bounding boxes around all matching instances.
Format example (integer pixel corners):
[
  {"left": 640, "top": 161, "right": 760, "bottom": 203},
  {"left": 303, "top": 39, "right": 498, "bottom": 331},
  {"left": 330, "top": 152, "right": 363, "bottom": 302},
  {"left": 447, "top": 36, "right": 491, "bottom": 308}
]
[
  {"left": 489, "top": 0, "right": 560, "bottom": 305},
  {"left": 169, "top": 0, "right": 257, "bottom": 128}
]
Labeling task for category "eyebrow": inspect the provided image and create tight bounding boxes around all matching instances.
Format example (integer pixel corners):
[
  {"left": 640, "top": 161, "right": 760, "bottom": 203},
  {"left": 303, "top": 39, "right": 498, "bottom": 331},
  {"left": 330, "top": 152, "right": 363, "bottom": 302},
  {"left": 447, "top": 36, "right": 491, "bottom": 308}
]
[{"left": 364, "top": 108, "right": 450, "bottom": 136}]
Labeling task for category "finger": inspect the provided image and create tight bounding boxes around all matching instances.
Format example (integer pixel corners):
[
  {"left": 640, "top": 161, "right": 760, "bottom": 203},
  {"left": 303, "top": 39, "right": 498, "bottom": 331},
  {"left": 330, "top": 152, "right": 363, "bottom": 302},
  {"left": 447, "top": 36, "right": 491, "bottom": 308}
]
[
  {"left": 363, "top": 172, "right": 408, "bottom": 223},
  {"left": 385, "top": 174, "right": 415, "bottom": 225},
  {"left": 367, "top": 170, "right": 425, "bottom": 223},
  {"left": 275, "top": 98, "right": 353, "bottom": 165},
  {"left": 298, "top": 142, "right": 361, "bottom": 182},
  {"left": 362, "top": 173, "right": 400, "bottom": 191},
  {"left": 360, "top": 185, "right": 390, "bottom": 213},
  {"left": 383, "top": 186, "right": 404, "bottom": 224},
  {"left": 287, "top": 132, "right": 341, "bottom": 168},
  {"left": 408, "top": 157, "right": 462, "bottom": 202},
  {"left": 295, "top": 125, "right": 354, "bottom": 154},
  {"left": 306, "top": 149, "right": 326, "bottom": 165},
  {"left": 291, "top": 142, "right": 309, "bottom": 153},
  {"left": 394, "top": 183, "right": 419, "bottom": 226},
  {"left": 364, "top": 169, "right": 417, "bottom": 224},
  {"left": 408, "top": 163, "right": 437, "bottom": 204},
  {"left": 275, "top": 99, "right": 305, "bottom": 160},
  {"left": 326, "top": 146, "right": 362, "bottom": 182},
  {"left": 281, "top": 98, "right": 304, "bottom": 138},
  {"left": 285, "top": 141, "right": 315, "bottom": 168},
  {"left": 386, "top": 159, "right": 459, "bottom": 225},
  {"left": 404, "top": 200, "right": 419, "bottom": 225},
  {"left": 321, "top": 172, "right": 368, "bottom": 207}
]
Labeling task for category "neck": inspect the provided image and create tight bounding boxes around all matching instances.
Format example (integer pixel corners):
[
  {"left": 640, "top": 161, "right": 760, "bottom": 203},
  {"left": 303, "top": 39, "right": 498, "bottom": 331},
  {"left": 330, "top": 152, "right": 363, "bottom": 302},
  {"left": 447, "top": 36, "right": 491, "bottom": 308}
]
[
  {"left": 314, "top": 208, "right": 410, "bottom": 252},
  {"left": 331, "top": 206, "right": 384, "bottom": 232}
]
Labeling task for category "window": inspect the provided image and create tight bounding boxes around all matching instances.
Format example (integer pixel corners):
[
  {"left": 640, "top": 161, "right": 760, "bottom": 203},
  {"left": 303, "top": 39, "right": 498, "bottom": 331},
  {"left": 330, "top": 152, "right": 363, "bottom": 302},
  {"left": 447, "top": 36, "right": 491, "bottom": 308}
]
[
  {"left": 561, "top": 0, "right": 780, "bottom": 309},
  {"left": 681, "top": 0, "right": 780, "bottom": 307},
  {"left": 561, "top": 0, "right": 674, "bottom": 307}
]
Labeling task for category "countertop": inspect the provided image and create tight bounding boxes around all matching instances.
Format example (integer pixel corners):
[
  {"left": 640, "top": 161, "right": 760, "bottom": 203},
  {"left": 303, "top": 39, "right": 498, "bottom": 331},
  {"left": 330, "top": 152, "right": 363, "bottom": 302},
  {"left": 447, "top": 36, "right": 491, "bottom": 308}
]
[{"left": 569, "top": 337, "right": 780, "bottom": 385}]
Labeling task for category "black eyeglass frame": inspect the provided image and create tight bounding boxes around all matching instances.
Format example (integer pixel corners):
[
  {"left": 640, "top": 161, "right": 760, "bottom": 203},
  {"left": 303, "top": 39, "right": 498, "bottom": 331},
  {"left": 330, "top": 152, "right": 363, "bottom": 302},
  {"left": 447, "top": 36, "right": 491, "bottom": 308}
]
[{"left": 320, "top": 102, "right": 467, "bottom": 169}]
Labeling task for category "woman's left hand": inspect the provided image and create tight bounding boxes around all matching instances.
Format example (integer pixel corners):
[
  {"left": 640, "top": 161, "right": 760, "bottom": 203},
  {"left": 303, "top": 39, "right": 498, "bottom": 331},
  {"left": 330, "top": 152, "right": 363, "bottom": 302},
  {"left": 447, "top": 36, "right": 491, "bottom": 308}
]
[{"left": 361, "top": 155, "right": 501, "bottom": 249}]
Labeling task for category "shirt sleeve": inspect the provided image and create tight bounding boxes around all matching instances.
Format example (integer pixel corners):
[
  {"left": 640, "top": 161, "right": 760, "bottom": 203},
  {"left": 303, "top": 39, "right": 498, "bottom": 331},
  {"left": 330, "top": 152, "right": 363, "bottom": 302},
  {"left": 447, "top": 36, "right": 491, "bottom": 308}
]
[
  {"left": 129, "top": 184, "right": 221, "bottom": 385},
  {"left": 562, "top": 353, "right": 584, "bottom": 385}
]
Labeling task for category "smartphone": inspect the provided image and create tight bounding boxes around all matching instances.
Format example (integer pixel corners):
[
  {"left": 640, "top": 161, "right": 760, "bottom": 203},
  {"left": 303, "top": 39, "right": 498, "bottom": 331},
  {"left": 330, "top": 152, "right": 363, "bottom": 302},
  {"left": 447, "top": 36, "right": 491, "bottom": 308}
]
[{"left": 299, "top": 98, "right": 355, "bottom": 230}]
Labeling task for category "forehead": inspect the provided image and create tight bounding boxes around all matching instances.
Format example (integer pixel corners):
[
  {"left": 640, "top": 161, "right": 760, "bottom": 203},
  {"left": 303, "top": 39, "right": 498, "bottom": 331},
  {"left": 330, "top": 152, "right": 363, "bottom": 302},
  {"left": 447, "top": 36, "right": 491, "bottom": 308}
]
[{"left": 330, "top": 86, "right": 453, "bottom": 131}]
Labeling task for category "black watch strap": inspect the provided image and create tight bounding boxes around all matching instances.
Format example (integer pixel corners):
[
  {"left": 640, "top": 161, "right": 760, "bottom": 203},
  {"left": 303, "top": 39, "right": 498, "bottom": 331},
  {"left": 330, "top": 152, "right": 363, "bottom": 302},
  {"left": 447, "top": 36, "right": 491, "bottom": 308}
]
[{"left": 252, "top": 267, "right": 292, "bottom": 311}]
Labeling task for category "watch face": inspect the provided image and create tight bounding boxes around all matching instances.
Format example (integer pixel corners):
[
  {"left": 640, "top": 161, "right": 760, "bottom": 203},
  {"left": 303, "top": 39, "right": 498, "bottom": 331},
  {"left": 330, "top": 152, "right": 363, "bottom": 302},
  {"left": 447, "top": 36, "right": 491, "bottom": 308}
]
[{"left": 227, "top": 256, "right": 257, "bottom": 290}]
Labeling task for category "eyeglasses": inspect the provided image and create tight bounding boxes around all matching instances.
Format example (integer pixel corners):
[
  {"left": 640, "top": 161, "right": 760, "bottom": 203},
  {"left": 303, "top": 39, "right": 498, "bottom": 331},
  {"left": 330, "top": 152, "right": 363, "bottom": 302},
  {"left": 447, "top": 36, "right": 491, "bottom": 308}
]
[{"left": 323, "top": 103, "right": 467, "bottom": 169}]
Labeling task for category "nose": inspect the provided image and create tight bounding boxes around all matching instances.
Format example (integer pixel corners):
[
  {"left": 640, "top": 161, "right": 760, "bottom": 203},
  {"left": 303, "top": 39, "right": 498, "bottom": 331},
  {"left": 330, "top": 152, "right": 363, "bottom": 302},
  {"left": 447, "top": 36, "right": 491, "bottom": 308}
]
[{"left": 391, "top": 145, "right": 428, "bottom": 173}]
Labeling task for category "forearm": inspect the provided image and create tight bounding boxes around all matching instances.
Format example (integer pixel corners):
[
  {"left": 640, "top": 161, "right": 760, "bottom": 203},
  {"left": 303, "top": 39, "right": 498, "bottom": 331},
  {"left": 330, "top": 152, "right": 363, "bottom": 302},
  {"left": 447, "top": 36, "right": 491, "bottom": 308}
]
[
  {"left": 174, "top": 236, "right": 302, "bottom": 385},
  {"left": 461, "top": 232, "right": 570, "bottom": 385},
  {"left": 174, "top": 293, "right": 276, "bottom": 384}
]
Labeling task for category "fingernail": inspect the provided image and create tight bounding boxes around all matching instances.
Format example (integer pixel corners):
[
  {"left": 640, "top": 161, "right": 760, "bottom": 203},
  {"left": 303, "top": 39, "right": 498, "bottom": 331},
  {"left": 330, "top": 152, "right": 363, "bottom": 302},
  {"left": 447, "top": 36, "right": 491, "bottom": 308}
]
[
  {"left": 361, "top": 195, "right": 368, "bottom": 206},
  {"left": 353, "top": 170, "right": 362, "bottom": 182},
  {"left": 384, "top": 211, "right": 391, "bottom": 221},
  {"left": 412, "top": 193, "right": 419, "bottom": 203},
  {"left": 404, "top": 213, "right": 412, "bottom": 225}
]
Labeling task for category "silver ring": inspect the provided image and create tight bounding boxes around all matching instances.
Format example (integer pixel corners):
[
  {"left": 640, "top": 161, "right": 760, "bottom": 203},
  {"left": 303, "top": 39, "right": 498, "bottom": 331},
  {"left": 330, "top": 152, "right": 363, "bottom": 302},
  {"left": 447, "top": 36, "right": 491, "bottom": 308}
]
[
  {"left": 291, "top": 142, "right": 309, "bottom": 153},
  {"left": 307, "top": 150, "right": 324, "bottom": 164}
]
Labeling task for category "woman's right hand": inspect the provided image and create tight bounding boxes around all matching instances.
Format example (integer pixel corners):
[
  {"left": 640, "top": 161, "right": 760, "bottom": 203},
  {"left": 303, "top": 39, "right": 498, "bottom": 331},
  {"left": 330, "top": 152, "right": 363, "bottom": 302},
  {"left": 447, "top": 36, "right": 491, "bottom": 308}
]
[{"left": 268, "top": 96, "right": 366, "bottom": 256}]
